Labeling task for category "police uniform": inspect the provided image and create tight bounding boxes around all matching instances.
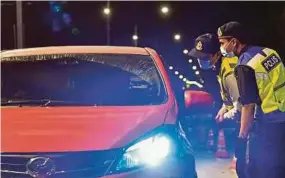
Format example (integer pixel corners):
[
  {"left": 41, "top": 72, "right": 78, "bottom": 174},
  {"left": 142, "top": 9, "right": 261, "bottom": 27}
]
[
  {"left": 188, "top": 33, "right": 224, "bottom": 112},
  {"left": 218, "top": 56, "right": 240, "bottom": 120},
  {"left": 219, "top": 55, "right": 249, "bottom": 178},
  {"left": 218, "top": 21, "right": 285, "bottom": 178},
  {"left": 189, "top": 34, "right": 246, "bottom": 178},
  {"left": 189, "top": 34, "right": 241, "bottom": 121}
]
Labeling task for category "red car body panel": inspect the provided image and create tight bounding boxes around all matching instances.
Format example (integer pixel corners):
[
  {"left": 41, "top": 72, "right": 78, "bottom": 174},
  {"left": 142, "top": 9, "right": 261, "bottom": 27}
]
[
  {"left": 1, "top": 46, "right": 198, "bottom": 178},
  {"left": 1, "top": 105, "right": 173, "bottom": 153},
  {"left": 1, "top": 46, "right": 178, "bottom": 153}
]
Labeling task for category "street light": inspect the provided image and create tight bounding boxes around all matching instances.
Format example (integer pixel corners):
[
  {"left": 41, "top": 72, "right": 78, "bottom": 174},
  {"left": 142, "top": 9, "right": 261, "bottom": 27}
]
[
  {"left": 103, "top": 6, "right": 111, "bottom": 45},
  {"left": 174, "top": 71, "right": 179, "bottom": 75},
  {"left": 132, "top": 34, "right": 138, "bottom": 41},
  {"left": 188, "top": 59, "right": 193, "bottom": 63},
  {"left": 161, "top": 6, "right": 169, "bottom": 14},
  {"left": 183, "top": 49, "right": 189, "bottom": 54},
  {"left": 183, "top": 78, "right": 187, "bottom": 82},
  {"left": 103, "top": 7, "right": 111, "bottom": 16},
  {"left": 174, "top": 34, "right": 181, "bottom": 41},
  {"left": 169, "top": 66, "right": 174, "bottom": 70},
  {"left": 192, "top": 66, "right": 197, "bottom": 70},
  {"left": 179, "top": 75, "right": 184, "bottom": 79},
  {"left": 195, "top": 71, "right": 200, "bottom": 75},
  {"left": 133, "top": 25, "right": 138, "bottom": 46}
]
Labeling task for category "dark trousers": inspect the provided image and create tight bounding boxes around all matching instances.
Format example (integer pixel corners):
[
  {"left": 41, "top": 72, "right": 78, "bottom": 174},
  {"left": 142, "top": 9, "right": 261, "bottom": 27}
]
[
  {"left": 247, "top": 122, "right": 285, "bottom": 178},
  {"left": 235, "top": 129, "right": 248, "bottom": 178}
]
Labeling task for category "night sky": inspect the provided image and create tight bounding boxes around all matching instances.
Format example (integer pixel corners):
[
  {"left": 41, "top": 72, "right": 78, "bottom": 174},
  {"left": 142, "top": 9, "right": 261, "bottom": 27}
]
[{"left": 1, "top": 1, "right": 285, "bottom": 97}]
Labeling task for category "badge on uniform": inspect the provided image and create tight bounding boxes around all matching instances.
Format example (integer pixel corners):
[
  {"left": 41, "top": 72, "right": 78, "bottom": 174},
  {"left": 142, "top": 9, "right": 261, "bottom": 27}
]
[
  {"left": 196, "top": 41, "right": 203, "bottom": 51},
  {"left": 261, "top": 54, "right": 281, "bottom": 72},
  {"left": 218, "top": 28, "right": 223, "bottom": 37}
]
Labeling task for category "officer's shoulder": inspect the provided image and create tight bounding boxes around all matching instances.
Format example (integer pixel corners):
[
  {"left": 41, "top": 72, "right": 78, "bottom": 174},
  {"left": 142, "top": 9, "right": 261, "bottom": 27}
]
[
  {"left": 246, "top": 46, "right": 265, "bottom": 54},
  {"left": 251, "top": 46, "right": 278, "bottom": 55},
  {"left": 238, "top": 52, "right": 252, "bottom": 65},
  {"left": 238, "top": 46, "right": 265, "bottom": 65}
]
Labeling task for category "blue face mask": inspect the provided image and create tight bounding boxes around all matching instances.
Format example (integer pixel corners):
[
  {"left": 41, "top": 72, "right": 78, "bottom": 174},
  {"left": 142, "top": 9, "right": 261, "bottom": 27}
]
[{"left": 197, "top": 57, "right": 214, "bottom": 70}]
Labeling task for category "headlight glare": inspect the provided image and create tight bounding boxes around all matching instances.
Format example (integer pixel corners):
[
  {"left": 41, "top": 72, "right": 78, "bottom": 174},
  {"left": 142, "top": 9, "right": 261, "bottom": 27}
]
[{"left": 116, "top": 134, "right": 171, "bottom": 170}]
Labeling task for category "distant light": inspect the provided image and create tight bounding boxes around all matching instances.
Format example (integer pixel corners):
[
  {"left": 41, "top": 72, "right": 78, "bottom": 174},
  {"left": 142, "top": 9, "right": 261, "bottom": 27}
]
[
  {"left": 192, "top": 66, "right": 197, "bottom": 70},
  {"left": 132, "top": 34, "right": 138, "bottom": 40},
  {"left": 169, "top": 66, "right": 174, "bottom": 70},
  {"left": 161, "top": 6, "right": 169, "bottom": 14},
  {"left": 195, "top": 71, "right": 200, "bottom": 75},
  {"left": 54, "top": 5, "right": 61, "bottom": 12},
  {"left": 103, "top": 7, "right": 111, "bottom": 15},
  {"left": 174, "top": 71, "right": 179, "bottom": 75},
  {"left": 182, "top": 87, "right": 186, "bottom": 90},
  {"left": 183, "top": 78, "right": 187, "bottom": 82},
  {"left": 174, "top": 34, "right": 181, "bottom": 41},
  {"left": 179, "top": 75, "right": 184, "bottom": 79},
  {"left": 183, "top": 49, "right": 189, "bottom": 54},
  {"left": 186, "top": 80, "right": 203, "bottom": 88},
  {"left": 188, "top": 59, "right": 193, "bottom": 63},
  {"left": 50, "top": 3, "right": 61, "bottom": 13}
]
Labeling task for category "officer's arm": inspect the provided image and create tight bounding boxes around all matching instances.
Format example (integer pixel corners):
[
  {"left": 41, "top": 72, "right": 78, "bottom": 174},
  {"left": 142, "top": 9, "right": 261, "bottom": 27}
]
[
  {"left": 240, "top": 103, "right": 255, "bottom": 138},
  {"left": 223, "top": 74, "right": 241, "bottom": 120},
  {"left": 234, "top": 65, "right": 260, "bottom": 138}
]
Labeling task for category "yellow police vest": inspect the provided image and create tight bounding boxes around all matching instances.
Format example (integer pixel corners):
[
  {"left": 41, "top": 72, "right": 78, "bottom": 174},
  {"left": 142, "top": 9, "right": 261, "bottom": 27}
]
[
  {"left": 246, "top": 48, "right": 285, "bottom": 114},
  {"left": 217, "top": 56, "right": 239, "bottom": 110}
]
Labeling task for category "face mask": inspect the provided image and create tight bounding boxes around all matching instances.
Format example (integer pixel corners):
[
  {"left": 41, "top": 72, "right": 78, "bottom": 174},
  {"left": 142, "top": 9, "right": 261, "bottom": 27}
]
[
  {"left": 220, "top": 39, "right": 236, "bottom": 58},
  {"left": 197, "top": 57, "right": 214, "bottom": 70},
  {"left": 220, "top": 47, "right": 235, "bottom": 58}
]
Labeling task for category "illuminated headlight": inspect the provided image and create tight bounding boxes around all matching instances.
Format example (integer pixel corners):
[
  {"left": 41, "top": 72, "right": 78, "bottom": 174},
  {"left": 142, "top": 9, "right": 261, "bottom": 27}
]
[{"left": 116, "top": 134, "right": 171, "bottom": 170}]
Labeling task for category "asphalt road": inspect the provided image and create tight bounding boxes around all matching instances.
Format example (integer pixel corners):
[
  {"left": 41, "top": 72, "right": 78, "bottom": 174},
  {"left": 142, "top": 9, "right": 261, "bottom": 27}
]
[
  {"left": 185, "top": 123, "right": 238, "bottom": 178},
  {"left": 195, "top": 151, "right": 238, "bottom": 178}
]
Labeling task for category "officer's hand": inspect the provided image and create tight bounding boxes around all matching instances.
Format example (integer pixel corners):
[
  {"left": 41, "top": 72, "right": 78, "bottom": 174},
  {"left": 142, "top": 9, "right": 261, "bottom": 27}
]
[
  {"left": 216, "top": 114, "right": 224, "bottom": 123},
  {"left": 238, "top": 132, "right": 249, "bottom": 139},
  {"left": 215, "top": 108, "right": 227, "bottom": 123}
]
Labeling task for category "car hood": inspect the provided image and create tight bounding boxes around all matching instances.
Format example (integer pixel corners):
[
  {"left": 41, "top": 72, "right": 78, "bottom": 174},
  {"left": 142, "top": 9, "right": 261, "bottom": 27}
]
[{"left": 1, "top": 105, "right": 170, "bottom": 153}]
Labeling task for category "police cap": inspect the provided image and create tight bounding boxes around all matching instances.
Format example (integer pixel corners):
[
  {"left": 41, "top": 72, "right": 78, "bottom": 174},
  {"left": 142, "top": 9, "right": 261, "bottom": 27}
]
[
  {"left": 189, "top": 33, "right": 220, "bottom": 58},
  {"left": 217, "top": 21, "right": 246, "bottom": 42}
]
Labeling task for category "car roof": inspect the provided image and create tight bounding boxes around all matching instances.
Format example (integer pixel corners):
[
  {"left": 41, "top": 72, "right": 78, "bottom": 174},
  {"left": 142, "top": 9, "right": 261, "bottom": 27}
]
[{"left": 1, "top": 46, "right": 150, "bottom": 58}]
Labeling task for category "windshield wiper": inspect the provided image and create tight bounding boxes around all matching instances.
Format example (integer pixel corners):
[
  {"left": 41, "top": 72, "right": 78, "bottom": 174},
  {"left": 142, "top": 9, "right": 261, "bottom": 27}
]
[{"left": 0, "top": 99, "right": 97, "bottom": 107}]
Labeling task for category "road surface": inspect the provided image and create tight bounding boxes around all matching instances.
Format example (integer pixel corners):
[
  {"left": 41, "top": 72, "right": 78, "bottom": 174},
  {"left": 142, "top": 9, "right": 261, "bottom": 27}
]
[{"left": 195, "top": 151, "right": 238, "bottom": 178}]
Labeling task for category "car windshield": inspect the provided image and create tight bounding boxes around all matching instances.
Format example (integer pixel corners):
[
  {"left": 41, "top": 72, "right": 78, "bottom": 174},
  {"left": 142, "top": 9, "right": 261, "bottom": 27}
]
[{"left": 1, "top": 53, "right": 167, "bottom": 106}]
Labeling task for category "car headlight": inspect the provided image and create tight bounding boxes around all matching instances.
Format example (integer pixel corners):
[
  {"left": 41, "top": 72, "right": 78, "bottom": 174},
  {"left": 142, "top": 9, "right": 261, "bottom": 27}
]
[{"left": 116, "top": 133, "right": 172, "bottom": 171}]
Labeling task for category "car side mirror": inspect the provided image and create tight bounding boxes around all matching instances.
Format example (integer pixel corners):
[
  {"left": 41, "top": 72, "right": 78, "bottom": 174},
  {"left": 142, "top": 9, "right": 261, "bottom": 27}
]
[{"left": 184, "top": 90, "right": 213, "bottom": 109}]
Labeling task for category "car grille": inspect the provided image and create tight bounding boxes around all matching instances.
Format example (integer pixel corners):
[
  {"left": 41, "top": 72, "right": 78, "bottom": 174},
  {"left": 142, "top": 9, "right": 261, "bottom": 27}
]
[{"left": 1, "top": 149, "right": 122, "bottom": 178}]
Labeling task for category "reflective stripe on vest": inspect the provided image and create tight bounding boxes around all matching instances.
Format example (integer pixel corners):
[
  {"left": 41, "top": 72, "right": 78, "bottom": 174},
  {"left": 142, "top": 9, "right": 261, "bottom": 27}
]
[
  {"left": 247, "top": 48, "right": 285, "bottom": 114},
  {"left": 218, "top": 56, "right": 238, "bottom": 109}
]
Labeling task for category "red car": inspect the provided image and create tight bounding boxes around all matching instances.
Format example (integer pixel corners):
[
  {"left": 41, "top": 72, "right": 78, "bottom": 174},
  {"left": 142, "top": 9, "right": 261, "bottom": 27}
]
[{"left": 1, "top": 46, "right": 200, "bottom": 178}]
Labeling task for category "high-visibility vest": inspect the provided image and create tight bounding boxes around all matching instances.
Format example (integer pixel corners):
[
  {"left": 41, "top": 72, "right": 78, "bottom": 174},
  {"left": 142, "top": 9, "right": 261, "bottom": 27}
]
[
  {"left": 246, "top": 48, "right": 285, "bottom": 114},
  {"left": 217, "top": 56, "right": 239, "bottom": 110}
]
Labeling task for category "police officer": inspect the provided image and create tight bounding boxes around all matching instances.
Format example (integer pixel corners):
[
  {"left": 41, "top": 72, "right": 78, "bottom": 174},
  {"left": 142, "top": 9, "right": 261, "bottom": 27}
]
[
  {"left": 217, "top": 21, "right": 285, "bottom": 178},
  {"left": 188, "top": 34, "right": 246, "bottom": 178}
]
